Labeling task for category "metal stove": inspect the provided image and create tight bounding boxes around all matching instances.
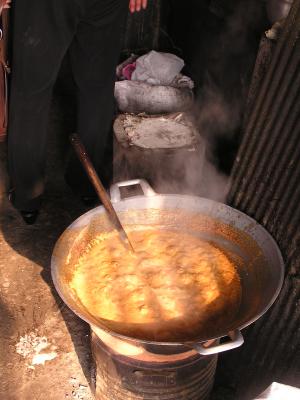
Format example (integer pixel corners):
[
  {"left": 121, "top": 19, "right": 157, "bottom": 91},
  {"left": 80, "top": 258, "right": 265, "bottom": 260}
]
[{"left": 91, "top": 327, "right": 218, "bottom": 400}]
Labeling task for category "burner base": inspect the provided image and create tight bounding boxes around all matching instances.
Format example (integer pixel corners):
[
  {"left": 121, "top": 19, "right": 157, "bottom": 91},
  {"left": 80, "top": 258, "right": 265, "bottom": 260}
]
[{"left": 91, "top": 332, "right": 218, "bottom": 400}]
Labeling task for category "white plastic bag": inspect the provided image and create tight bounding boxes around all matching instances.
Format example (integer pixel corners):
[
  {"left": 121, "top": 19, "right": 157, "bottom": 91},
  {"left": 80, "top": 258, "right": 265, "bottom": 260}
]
[
  {"left": 255, "top": 382, "right": 300, "bottom": 399},
  {"left": 131, "top": 50, "right": 185, "bottom": 85}
]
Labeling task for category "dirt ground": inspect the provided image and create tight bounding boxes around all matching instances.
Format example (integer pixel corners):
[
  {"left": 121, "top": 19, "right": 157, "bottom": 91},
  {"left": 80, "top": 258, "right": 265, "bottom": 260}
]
[{"left": 0, "top": 95, "right": 95, "bottom": 400}]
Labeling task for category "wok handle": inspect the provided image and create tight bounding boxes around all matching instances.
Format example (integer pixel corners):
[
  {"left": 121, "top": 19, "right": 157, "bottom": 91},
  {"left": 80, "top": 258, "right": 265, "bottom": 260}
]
[
  {"left": 110, "top": 179, "right": 156, "bottom": 203},
  {"left": 192, "top": 330, "right": 244, "bottom": 355}
]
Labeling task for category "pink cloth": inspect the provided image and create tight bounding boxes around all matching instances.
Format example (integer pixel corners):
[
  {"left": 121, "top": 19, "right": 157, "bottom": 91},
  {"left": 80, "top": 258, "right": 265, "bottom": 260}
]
[{"left": 122, "top": 62, "right": 136, "bottom": 80}]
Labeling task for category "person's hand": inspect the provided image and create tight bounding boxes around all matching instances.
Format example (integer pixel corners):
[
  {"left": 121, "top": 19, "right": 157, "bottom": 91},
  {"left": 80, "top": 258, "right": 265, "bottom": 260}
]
[
  {"left": 129, "top": 0, "right": 148, "bottom": 13},
  {"left": 0, "top": 0, "right": 11, "bottom": 10}
]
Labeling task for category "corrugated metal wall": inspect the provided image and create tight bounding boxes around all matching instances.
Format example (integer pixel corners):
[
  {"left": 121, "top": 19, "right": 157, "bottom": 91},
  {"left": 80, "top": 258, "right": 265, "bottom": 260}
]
[{"left": 217, "top": 1, "right": 300, "bottom": 398}]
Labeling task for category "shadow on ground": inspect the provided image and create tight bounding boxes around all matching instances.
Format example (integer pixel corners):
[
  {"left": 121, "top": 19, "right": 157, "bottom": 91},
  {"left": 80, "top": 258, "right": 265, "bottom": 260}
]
[{"left": 0, "top": 93, "right": 98, "bottom": 398}]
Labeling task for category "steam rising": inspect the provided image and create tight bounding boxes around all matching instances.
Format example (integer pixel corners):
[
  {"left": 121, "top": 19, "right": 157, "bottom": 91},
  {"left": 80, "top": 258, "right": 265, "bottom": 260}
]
[
  {"left": 113, "top": 1, "right": 265, "bottom": 201},
  {"left": 113, "top": 83, "right": 238, "bottom": 203}
]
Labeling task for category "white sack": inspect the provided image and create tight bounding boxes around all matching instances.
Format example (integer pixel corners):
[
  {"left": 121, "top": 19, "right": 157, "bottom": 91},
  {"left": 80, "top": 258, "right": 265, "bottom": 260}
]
[{"left": 114, "top": 80, "right": 193, "bottom": 114}]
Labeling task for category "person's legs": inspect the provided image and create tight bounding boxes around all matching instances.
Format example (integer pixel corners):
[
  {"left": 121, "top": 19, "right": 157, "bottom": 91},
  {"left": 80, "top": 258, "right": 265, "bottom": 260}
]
[
  {"left": 65, "top": 0, "right": 128, "bottom": 196},
  {"left": 8, "top": 0, "right": 83, "bottom": 211}
]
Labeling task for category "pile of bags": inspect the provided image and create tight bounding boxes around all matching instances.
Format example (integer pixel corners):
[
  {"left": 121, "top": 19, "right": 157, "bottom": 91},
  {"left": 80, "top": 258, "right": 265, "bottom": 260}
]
[{"left": 115, "top": 51, "right": 194, "bottom": 114}]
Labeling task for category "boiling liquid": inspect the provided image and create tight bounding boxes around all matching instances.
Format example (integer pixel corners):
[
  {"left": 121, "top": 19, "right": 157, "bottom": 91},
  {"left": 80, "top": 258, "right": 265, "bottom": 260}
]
[{"left": 71, "top": 229, "right": 241, "bottom": 340}]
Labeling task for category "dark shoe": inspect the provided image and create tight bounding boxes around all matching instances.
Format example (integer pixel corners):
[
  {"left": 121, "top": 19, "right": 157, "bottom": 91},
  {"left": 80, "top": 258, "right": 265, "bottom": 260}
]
[
  {"left": 20, "top": 210, "right": 39, "bottom": 225},
  {"left": 8, "top": 190, "right": 39, "bottom": 225}
]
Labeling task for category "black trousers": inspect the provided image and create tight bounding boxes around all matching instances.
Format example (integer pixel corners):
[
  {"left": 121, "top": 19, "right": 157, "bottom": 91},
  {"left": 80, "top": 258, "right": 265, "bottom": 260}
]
[{"left": 8, "top": 0, "right": 128, "bottom": 210}]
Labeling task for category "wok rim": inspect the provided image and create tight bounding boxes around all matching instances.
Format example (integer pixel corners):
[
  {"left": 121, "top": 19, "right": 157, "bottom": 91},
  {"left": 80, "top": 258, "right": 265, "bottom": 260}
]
[{"left": 51, "top": 193, "right": 285, "bottom": 346}]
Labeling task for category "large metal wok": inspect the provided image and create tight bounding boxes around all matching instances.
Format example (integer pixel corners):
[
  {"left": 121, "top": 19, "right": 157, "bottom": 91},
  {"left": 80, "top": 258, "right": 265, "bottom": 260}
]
[{"left": 51, "top": 179, "right": 284, "bottom": 355}]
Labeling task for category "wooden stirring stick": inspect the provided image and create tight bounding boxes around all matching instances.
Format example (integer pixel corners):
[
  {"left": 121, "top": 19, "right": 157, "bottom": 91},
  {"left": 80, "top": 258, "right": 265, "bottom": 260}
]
[{"left": 70, "top": 134, "right": 135, "bottom": 252}]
